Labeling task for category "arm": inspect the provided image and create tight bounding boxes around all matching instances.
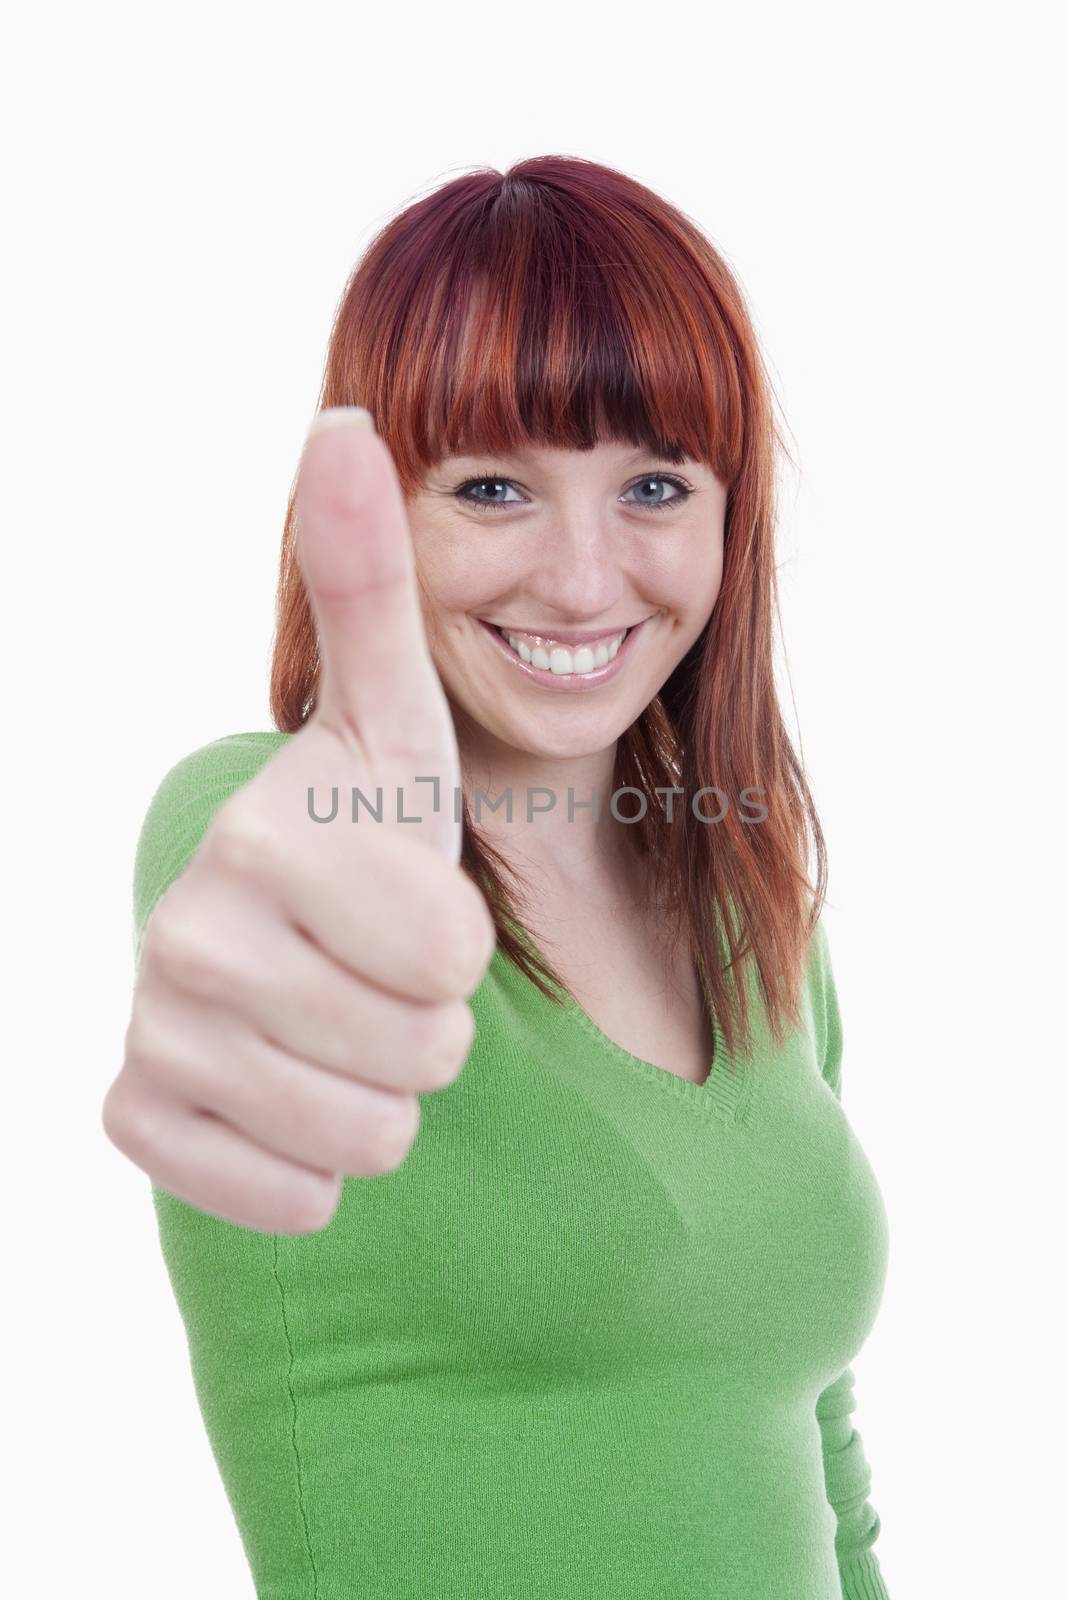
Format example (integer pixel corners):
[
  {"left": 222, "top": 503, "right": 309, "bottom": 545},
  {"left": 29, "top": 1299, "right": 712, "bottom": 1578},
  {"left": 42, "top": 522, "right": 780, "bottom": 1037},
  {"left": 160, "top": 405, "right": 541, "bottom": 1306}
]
[
  {"left": 811, "top": 922, "right": 893, "bottom": 1600},
  {"left": 817, "top": 1365, "right": 890, "bottom": 1600}
]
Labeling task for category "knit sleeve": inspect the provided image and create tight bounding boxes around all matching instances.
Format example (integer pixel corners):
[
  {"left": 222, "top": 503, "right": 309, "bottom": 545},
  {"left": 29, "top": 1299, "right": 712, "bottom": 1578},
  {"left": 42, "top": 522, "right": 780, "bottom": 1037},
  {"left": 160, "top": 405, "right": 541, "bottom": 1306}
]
[
  {"left": 811, "top": 922, "right": 893, "bottom": 1600},
  {"left": 132, "top": 730, "right": 290, "bottom": 969}
]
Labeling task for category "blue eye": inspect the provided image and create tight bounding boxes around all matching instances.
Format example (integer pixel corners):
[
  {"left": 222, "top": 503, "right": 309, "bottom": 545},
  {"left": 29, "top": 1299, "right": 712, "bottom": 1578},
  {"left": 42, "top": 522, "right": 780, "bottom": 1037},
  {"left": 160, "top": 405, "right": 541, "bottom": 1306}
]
[
  {"left": 625, "top": 475, "right": 693, "bottom": 513},
  {"left": 454, "top": 472, "right": 694, "bottom": 514},
  {"left": 456, "top": 477, "right": 523, "bottom": 510}
]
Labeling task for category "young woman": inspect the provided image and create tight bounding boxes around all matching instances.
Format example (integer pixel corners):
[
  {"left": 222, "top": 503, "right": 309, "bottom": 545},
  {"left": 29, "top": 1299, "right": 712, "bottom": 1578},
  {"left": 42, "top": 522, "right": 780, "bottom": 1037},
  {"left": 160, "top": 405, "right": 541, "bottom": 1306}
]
[{"left": 104, "top": 155, "right": 893, "bottom": 1599}]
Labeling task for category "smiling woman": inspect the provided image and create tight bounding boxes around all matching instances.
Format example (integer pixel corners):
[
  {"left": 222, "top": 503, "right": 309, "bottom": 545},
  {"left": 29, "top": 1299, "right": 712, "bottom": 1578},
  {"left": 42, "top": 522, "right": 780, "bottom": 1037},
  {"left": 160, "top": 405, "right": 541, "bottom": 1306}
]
[
  {"left": 269, "top": 158, "right": 807, "bottom": 1059},
  {"left": 119, "top": 154, "right": 894, "bottom": 1600}
]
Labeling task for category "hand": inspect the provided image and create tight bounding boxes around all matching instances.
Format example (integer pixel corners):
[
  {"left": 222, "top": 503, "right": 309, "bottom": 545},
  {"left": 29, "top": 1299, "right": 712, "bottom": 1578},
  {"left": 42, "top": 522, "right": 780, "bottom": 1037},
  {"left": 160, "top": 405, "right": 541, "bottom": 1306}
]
[{"left": 102, "top": 409, "right": 495, "bottom": 1234}]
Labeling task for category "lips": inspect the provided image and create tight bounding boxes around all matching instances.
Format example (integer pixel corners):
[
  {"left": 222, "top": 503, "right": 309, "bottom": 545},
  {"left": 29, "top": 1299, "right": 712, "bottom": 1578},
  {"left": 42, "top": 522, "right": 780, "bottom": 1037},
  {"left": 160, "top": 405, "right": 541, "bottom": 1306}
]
[{"left": 476, "top": 614, "right": 646, "bottom": 688}]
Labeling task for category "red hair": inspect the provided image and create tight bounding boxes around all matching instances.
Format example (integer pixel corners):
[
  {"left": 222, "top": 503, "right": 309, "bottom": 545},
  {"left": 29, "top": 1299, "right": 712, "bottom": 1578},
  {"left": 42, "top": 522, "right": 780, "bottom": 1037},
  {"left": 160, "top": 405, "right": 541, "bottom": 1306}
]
[{"left": 269, "top": 154, "right": 826, "bottom": 1063}]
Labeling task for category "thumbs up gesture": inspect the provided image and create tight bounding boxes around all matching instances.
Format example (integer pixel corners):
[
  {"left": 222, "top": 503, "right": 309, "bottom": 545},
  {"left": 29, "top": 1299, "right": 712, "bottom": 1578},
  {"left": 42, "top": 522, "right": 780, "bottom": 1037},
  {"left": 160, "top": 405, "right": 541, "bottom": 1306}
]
[
  {"left": 295, "top": 407, "right": 465, "bottom": 866},
  {"left": 103, "top": 409, "right": 497, "bottom": 1234}
]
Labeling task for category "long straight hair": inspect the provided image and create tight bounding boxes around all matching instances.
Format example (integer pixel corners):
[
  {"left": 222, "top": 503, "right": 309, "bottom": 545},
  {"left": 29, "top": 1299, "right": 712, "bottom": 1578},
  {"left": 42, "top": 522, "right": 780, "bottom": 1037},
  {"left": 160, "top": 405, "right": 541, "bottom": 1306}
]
[{"left": 269, "top": 154, "right": 827, "bottom": 1064}]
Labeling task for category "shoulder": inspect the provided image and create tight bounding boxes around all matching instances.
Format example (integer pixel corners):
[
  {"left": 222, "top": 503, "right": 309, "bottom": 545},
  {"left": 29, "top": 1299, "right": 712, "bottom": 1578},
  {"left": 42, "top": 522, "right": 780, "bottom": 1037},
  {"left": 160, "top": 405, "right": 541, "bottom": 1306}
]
[
  {"left": 142, "top": 730, "right": 291, "bottom": 811},
  {"left": 132, "top": 730, "right": 292, "bottom": 956}
]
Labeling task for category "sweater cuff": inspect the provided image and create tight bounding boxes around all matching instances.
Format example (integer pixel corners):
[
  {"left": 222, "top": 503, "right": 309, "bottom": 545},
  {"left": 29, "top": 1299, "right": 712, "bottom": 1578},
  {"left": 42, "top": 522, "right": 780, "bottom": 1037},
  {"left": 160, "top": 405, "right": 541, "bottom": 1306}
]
[{"left": 839, "top": 1548, "right": 891, "bottom": 1600}]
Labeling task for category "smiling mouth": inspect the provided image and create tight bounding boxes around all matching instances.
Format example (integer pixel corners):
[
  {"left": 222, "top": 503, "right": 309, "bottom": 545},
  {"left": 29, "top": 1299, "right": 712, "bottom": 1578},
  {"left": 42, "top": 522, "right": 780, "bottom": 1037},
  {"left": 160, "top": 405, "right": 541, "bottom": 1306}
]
[{"left": 477, "top": 617, "right": 644, "bottom": 678}]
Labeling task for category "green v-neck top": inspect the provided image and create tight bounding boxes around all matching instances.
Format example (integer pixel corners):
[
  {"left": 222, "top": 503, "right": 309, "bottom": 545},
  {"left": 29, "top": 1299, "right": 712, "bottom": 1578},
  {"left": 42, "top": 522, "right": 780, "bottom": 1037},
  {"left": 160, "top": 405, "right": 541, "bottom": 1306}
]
[{"left": 132, "top": 733, "right": 893, "bottom": 1600}]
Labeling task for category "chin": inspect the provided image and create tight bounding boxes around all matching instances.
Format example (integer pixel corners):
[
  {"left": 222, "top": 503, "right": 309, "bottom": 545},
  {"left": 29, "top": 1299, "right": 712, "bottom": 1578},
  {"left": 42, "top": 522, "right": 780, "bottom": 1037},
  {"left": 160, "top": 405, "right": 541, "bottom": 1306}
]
[{"left": 480, "top": 707, "right": 638, "bottom": 758}]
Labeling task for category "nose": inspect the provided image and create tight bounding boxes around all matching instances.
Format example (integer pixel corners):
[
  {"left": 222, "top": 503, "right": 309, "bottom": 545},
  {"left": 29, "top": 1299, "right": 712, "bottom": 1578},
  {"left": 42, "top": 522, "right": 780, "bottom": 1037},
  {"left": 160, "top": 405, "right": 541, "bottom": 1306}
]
[{"left": 515, "top": 517, "right": 629, "bottom": 622}]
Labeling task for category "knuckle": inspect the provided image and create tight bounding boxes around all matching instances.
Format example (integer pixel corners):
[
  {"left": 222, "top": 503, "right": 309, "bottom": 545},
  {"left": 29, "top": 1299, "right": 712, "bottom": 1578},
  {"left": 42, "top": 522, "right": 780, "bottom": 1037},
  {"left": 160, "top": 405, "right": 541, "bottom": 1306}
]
[
  {"left": 209, "top": 802, "right": 278, "bottom": 880},
  {"left": 365, "top": 1091, "right": 420, "bottom": 1174},
  {"left": 128, "top": 1001, "right": 218, "bottom": 1105},
  {"left": 124, "top": 986, "right": 181, "bottom": 1072},
  {"left": 409, "top": 1000, "right": 474, "bottom": 1090},
  {"left": 147, "top": 903, "right": 232, "bottom": 1001},
  {"left": 146, "top": 903, "right": 206, "bottom": 982},
  {"left": 122, "top": 996, "right": 157, "bottom": 1066},
  {"left": 275, "top": 1072, "right": 418, "bottom": 1181},
  {"left": 100, "top": 1077, "right": 129, "bottom": 1149},
  {"left": 103, "top": 1078, "right": 168, "bottom": 1167},
  {"left": 445, "top": 889, "right": 497, "bottom": 992},
  {"left": 264, "top": 1068, "right": 323, "bottom": 1147},
  {"left": 282, "top": 1172, "right": 342, "bottom": 1235},
  {"left": 417, "top": 878, "right": 496, "bottom": 996}
]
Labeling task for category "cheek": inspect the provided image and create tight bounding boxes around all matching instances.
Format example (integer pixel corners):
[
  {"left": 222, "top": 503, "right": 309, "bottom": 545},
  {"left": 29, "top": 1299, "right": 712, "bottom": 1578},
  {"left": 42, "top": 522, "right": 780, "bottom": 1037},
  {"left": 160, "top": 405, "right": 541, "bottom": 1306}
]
[
  {"left": 639, "top": 537, "right": 724, "bottom": 610},
  {"left": 700, "top": 544, "right": 726, "bottom": 606},
  {"left": 419, "top": 544, "right": 512, "bottom": 614},
  {"left": 413, "top": 556, "right": 491, "bottom": 655}
]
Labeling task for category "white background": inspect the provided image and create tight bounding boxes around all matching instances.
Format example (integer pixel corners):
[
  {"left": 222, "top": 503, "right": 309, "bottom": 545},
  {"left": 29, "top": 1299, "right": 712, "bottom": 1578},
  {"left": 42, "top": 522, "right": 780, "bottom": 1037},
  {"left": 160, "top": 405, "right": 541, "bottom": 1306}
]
[{"left": 5, "top": 2, "right": 1063, "bottom": 1594}]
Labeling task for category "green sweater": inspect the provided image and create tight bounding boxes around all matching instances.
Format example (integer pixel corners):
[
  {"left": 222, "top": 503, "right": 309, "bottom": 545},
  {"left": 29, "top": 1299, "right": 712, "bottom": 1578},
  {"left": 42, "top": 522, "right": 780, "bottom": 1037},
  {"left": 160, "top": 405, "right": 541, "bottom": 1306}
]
[{"left": 133, "top": 732, "right": 893, "bottom": 1600}]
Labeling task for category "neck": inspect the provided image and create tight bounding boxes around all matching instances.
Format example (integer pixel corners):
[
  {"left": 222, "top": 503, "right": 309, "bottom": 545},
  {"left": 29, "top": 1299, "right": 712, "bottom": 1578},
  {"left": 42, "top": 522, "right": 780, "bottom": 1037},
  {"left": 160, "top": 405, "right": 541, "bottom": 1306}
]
[{"left": 453, "top": 715, "right": 637, "bottom": 897}]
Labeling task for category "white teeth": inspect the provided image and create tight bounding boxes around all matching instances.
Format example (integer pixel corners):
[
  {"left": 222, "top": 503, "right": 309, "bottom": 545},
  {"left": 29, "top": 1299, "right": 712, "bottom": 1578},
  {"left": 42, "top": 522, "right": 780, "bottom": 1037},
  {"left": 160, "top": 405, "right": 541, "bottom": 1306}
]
[{"left": 500, "top": 627, "right": 627, "bottom": 675}]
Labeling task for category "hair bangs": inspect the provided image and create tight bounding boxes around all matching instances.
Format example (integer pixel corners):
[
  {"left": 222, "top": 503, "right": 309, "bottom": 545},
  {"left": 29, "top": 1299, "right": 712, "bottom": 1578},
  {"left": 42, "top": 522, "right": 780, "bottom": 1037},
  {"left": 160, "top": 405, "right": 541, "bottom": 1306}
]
[{"left": 330, "top": 167, "right": 746, "bottom": 497}]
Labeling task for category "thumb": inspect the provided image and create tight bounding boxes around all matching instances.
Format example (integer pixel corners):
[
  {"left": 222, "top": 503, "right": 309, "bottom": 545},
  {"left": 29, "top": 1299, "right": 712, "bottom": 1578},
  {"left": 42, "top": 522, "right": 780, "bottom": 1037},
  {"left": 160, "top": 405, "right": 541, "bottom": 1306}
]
[{"left": 295, "top": 408, "right": 456, "bottom": 771}]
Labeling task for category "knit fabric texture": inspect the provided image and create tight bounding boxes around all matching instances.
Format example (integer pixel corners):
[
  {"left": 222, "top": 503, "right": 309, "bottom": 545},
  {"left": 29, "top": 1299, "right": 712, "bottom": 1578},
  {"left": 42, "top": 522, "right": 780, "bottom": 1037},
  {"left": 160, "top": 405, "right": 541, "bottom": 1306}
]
[{"left": 133, "top": 732, "right": 892, "bottom": 1599}]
